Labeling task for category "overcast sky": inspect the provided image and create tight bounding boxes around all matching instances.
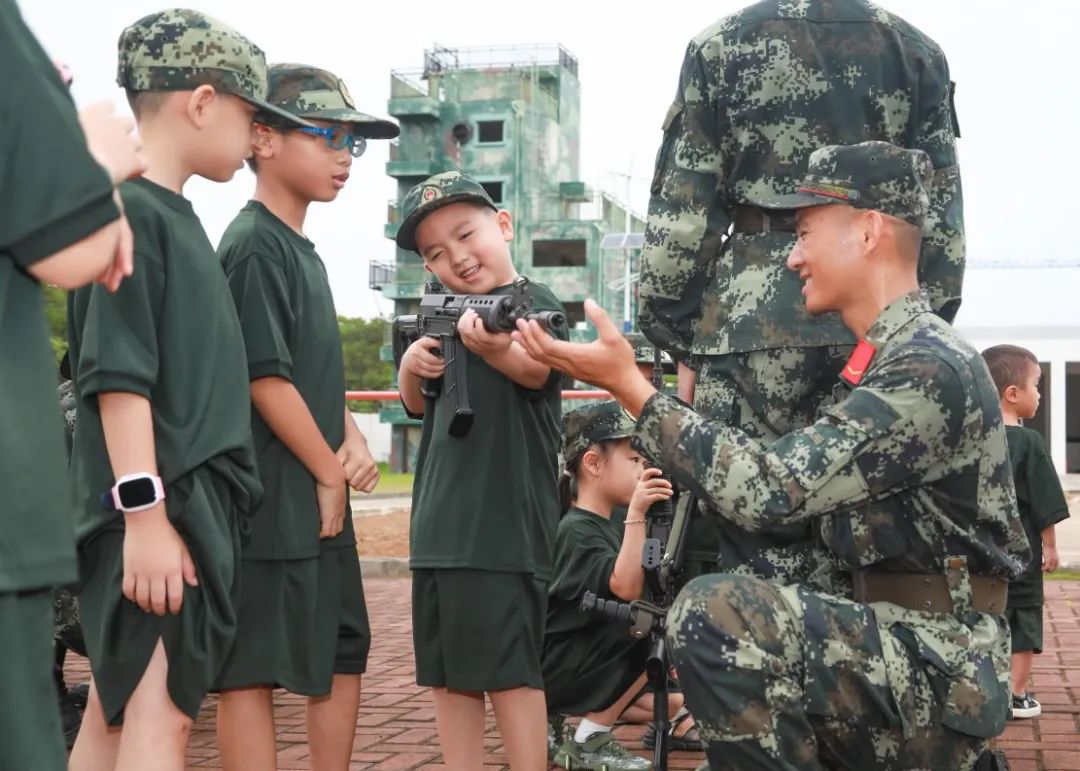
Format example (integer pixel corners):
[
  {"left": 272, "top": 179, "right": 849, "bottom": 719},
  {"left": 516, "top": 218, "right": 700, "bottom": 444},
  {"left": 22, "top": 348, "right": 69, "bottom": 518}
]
[{"left": 22, "top": 0, "right": 1080, "bottom": 325}]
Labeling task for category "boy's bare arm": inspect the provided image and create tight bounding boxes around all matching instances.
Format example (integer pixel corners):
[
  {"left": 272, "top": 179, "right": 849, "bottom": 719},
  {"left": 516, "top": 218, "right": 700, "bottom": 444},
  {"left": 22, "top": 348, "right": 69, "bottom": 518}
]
[
  {"left": 99, "top": 391, "right": 196, "bottom": 617},
  {"left": 250, "top": 376, "right": 347, "bottom": 537},
  {"left": 340, "top": 406, "right": 379, "bottom": 493},
  {"left": 399, "top": 336, "right": 444, "bottom": 416},
  {"left": 456, "top": 310, "right": 550, "bottom": 389},
  {"left": 1042, "top": 524, "right": 1059, "bottom": 572},
  {"left": 483, "top": 342, "right": 550, "bottom": 390},
  {"left": 28, "top": 214, "right": 127, "bottom": 290}
]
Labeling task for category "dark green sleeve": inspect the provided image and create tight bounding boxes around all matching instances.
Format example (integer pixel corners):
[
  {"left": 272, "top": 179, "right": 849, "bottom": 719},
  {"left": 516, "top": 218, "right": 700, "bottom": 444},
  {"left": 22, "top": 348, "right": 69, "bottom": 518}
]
[
  {"left": 225, "top": 254, "right": 295, "bottom": 382},
  {"left": 1022, "top": 432, "right": 1070, "bottom": 532},
  {"left": 550, "top": 518, "right": 618, "bottom": 603},
  {"left": 0, "top": 1, "right": 118, "bottom": 267},
  {"left": 73, "top": 248, "right": 165, "bottom": 399}
]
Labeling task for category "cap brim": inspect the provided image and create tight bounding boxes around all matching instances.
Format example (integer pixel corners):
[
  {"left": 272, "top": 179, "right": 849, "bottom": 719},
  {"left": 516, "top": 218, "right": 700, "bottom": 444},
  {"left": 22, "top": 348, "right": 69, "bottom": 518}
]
[
  {"left": 396, "top": 193, "right": 498, "bottom": 251},
  {"left": 754, "top": 191, "right": 846, "bottom": 211},
  {"left": 298, "top": 109, "right": 400, "bottom": 139},
  {"left": 246, "top": 98, "right": 316, "bottom": 128}
]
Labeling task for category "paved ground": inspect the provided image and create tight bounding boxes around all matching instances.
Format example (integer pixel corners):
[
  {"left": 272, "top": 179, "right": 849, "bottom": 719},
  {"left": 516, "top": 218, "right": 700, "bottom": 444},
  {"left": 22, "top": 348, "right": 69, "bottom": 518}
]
[{"left": 61, "top": 577, "right": 1080, "bottom": 770}]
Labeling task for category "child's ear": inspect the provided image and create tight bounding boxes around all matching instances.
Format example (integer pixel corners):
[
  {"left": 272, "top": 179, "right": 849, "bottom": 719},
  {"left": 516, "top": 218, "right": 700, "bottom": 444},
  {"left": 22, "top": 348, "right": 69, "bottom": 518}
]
[
  {"left": 496, "top": 209, "right": 514, "bottom": 243},
  {"left": 581, "top": 448, "right": 602, "bottom": 478},
  {"left": 186, "top": 84, "right": 217, "bottom": 128},
  {"left": 1004, "top": 384, "right": 1020, "bottom": 404},
  {"left": 251, "top": 124, "right": 276, "bottom": 162}
]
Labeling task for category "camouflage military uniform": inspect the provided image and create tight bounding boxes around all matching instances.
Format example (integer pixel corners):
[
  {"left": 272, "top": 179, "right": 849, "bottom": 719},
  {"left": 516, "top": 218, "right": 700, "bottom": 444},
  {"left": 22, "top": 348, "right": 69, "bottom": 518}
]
[
  {"left": 629, "top": 144, "right": 1025, "bottom": 770},
  {"left": 53, "top": 379, "right": 83, "bottom": 655},
  {"left": 637, "top": 0, "right": 964, "bottom": 586}
]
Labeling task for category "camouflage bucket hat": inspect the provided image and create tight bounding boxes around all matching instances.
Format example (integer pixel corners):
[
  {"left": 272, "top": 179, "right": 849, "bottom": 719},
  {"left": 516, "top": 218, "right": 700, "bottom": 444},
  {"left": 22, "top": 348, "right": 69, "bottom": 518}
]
[
  {"left": 262, "top": 64, "right": 399, "bottom": 139},
  {"left": 758, "top": 141, "right": 933, "bottom": 226},
  {"left": 563, "top": 402, "right": 636, "bottom": 461},
  {"left": 116, "top": 9, "right": 311, "bottom": 128},
  {"left": 396, "top": 172, "right": 498, "bottom": 251}
]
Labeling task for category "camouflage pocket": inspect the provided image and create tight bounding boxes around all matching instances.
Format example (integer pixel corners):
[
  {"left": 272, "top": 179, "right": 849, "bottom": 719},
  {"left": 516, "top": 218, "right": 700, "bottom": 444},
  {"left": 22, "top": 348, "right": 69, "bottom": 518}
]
[
  {"left": 649, "top": 101, "right": 684, "bottom": 195},
  {"left": 891, "top": 614, "right": 1009, "bottom": 739},
  {"left": 799, "top": 589, "right": 901, "bottom": 729}
]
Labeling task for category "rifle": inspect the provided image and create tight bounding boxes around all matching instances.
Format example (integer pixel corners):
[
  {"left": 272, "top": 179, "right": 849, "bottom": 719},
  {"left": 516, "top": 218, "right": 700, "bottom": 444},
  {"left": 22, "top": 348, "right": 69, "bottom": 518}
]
[
  {"left": 581, "top": 345, "right": 698, "bottom": 771},
  {"left": 391, "top": 276, "right": 566, "bottom": 438}
]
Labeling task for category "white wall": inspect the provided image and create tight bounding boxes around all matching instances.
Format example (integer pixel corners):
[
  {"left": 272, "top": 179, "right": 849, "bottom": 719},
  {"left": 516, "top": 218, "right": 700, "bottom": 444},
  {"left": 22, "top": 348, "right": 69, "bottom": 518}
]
[{"left": 349, "top": 412, "right": 392, "bottom": 464}]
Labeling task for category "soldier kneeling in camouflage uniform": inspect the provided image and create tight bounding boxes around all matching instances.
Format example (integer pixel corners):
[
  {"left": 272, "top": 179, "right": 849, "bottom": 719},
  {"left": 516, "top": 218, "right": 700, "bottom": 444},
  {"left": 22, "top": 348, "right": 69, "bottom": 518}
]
[{"left": 512, "top": 142, "right": 1029, "bottom": 771}]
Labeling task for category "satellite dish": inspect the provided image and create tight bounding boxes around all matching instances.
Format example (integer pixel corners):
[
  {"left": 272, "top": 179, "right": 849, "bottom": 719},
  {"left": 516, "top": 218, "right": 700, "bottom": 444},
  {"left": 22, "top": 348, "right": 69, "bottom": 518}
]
[{"left": 451, "top": 123, "right": 472, "bottom": 145}]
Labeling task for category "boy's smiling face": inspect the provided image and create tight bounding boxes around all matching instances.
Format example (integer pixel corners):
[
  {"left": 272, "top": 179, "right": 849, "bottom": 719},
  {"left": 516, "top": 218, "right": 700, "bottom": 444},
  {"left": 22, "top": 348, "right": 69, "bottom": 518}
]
[{"left": 415, "top": 202, "right": 517, "bottom": 294}]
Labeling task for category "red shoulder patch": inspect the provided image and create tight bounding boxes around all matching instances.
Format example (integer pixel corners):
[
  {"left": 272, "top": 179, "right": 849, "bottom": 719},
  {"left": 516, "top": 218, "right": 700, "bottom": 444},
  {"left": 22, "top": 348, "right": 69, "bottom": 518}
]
[{"left": 841, "top": 340, "right": 877, "bottom": 386}]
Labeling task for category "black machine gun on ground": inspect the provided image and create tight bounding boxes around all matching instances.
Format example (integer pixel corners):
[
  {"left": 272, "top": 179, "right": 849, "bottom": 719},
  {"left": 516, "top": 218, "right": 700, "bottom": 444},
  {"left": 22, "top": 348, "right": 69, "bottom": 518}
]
[
  {"left": 391, "top": 276, "right": 566, "bottom": 438},
  {"left": 580, "top": 344, "right": 698, "bottom": 771}
]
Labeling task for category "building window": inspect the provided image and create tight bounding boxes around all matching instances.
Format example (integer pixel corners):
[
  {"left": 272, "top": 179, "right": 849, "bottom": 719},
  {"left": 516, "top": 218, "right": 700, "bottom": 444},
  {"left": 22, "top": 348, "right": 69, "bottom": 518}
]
[
  {"left": 477, "top": 120, "right": 505, "bottom": 143},
  {"left": 532, "top": 239, "right": 587, "bottom": 267},
  {"left": 562, "top": 302, "right": 586, "bottom": 328},
  {"left": 479, "top": 181, "right": 504, "bottom": 204}
]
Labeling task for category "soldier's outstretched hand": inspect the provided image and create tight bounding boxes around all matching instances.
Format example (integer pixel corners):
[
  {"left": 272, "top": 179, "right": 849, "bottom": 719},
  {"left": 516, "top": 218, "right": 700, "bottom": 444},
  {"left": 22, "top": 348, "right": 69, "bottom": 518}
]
[{"left": 513, "top": 299, "right": 644, "bottom": 396}]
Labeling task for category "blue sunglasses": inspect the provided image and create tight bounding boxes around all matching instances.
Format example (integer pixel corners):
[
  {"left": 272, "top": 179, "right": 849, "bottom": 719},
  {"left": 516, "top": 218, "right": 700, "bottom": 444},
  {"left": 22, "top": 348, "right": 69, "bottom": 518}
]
[{"left": 295, "top": 125, "right": 367, "bottom": 158}]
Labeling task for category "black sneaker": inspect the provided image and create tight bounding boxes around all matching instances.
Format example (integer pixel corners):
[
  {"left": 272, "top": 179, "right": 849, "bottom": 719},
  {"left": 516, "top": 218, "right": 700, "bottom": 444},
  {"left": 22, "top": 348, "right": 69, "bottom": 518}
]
[{"left": 1010, "top": 692, "right": 1041, "bottom": 719}]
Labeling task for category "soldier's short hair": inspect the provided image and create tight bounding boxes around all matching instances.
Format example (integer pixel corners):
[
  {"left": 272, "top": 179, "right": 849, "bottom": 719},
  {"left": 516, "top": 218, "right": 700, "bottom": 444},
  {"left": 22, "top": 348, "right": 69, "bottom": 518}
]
[{"left": 981, "top": 345, "right": 1039, "bottom": 396}]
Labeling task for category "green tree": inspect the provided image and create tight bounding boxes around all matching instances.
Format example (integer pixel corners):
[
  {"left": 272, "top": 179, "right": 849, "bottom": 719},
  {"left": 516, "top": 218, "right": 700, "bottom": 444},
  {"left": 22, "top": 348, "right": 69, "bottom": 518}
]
[
  {"left": 42, "top": 285, "right": 68, "bottom": 362},
  {"left": 338, "top": 315, "right": 393, "bottom": 413}
]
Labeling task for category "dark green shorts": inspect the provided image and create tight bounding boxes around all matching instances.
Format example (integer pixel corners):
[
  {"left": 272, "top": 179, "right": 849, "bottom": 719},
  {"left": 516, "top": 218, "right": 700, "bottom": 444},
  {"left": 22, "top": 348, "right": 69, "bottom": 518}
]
[
  {"left": 542, "top": 627, "right": 649, "bottom": 715},
  {"left": 0, "top": 590, "right": 66, "bottom": 771},
  {"left": 215, "top": 545, "right": 370, "bottom": 694},
  {"left": 412, "top": 569, "right": 546, "bottom": 692},
  {"left": 1006, "top": 606, "right": 1043, "bottom": 654},
  {"left": 78, "top": 468, "right": 242, "bottom": 725},
  {"left": 326, "top": 544, "right": 370, "bottom": 675}
]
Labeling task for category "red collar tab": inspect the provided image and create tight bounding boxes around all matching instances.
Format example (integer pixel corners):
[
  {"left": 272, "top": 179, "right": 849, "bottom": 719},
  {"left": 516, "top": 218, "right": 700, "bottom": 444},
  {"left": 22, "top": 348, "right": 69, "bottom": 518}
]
[{"left": 841, "top": 340, "right": 877, "bottom": 386}]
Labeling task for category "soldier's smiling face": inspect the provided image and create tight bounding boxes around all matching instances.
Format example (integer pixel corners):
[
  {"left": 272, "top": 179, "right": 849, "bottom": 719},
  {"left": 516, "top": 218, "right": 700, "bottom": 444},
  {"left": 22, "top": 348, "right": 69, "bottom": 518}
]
[{"left": 788, "top": 205, "right": 866, "bottom": 315}]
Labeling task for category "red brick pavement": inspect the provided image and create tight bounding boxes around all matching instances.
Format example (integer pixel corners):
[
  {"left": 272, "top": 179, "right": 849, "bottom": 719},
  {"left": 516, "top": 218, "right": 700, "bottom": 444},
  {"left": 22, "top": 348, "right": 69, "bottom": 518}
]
[{"left": 63, "top": 578, "right": 1080, "bottom": 770}]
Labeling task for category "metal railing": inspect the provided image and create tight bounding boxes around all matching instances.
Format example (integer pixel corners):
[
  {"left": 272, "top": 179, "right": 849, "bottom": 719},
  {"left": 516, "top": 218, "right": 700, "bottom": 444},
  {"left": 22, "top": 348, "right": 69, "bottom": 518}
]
[{"left": 347, "top": 390, "right": 610, "bottom": 402}]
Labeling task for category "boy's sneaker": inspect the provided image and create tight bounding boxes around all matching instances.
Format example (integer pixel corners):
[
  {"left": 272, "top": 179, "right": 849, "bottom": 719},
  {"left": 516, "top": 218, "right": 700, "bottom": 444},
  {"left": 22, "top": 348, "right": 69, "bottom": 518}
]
[
  {"left": 553, "top": 730, "right": 652, "bottom": 770},
  {"left": 1010, "top": 692, "right": 1041, "bottom": 719},
  {"left": 549, "top": 714, "right": 567, "bottom": 762}
]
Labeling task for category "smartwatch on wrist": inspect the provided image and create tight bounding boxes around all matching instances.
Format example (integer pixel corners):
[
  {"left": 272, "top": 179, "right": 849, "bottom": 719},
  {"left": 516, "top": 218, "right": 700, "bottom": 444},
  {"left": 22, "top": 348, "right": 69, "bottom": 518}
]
[{"left": 100, "top": 473, "right": 165, "bottom": 513}]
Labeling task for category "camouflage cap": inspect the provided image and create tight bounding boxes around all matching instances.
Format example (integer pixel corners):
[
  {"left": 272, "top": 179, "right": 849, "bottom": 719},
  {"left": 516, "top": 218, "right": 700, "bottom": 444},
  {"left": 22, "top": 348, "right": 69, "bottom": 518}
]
[
  {"left": 396, "top": 172, "right": 498, "bottom": 251},
  {"left": 262, "top": 64, "right": 399, "bottom": 139},
  {"left": 758, "top": 141, "right": 933, "bottom": 226},
  {"left": 563, "top": 402, "right": 636, "bottom": 461},
  {"left": 116, "top": 9, "right": 311, "bottom": 128}
]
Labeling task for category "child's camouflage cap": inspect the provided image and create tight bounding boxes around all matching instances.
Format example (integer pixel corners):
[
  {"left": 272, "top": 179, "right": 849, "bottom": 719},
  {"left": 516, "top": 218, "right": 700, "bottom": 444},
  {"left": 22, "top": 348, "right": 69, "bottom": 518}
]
[
  {"left": 563, "top": 402, "right": 636, "bottom": 461},
  {"left": 262, "top": 64, "right": 399, "bottom": 139},
  {"left": 116, "top": 8, "right": 310, "bottom": 128},
  {"left": 396, "top": 171, "right": 497, "bottom": 251},
  {"left": 759, "top": 141, "right": 933, "bottom": 226}
]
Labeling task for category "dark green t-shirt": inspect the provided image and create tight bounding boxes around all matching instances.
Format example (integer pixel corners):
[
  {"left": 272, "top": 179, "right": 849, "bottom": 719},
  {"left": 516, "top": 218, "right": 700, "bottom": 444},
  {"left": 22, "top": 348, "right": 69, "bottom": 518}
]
[
  {"left": 409, "top": 280, "right": 566, "bottom": 580},
  {"left": 546, "top": 507, "right": 623, "bottom": 638},
  {"left": 0, "top": 0, "right": 119, "bottom": 592},
  {"left": 1005, "top": 425, "right": 1070, "bottom": 607},
  {"left": 220, "top": 201, "right": 353, "bottom": 559},
  {"left": 68, "top": 178, "right": 261, "bottom": 541}
]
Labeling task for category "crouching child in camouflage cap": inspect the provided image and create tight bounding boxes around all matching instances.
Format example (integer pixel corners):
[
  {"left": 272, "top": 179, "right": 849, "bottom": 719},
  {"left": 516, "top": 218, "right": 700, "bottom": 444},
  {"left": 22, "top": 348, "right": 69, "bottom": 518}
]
[
  {"left": 394, "top": 172, "right": 568, "bottom": 767},
  {"left": 544, "top": 402, "right": 703, "bottom": 770},
  {"left": 66, "top": 10, "right": 311, "bottom": 769},
  {"left": 213, "top": 63, "right": 398, "bottom": 770},
  {"left": 513, "top": 142, "right": 1030, "bottom": 770}
]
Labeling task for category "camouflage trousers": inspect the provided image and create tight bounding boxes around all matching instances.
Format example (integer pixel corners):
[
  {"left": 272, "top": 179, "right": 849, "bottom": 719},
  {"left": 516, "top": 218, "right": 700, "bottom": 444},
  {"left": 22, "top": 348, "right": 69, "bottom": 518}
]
[
  {"left": 681, "top": 346, "right": 851, "bottom": 587},
  {"left": 668, "top": 574, "right": 1009, "bottom": 771}
]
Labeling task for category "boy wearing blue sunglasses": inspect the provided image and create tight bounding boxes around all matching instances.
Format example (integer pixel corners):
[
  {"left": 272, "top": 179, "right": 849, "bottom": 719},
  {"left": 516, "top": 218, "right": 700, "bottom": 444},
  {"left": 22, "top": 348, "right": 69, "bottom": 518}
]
[{"left": 215, "top": 63, "right": 398, "bottom": 770}]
